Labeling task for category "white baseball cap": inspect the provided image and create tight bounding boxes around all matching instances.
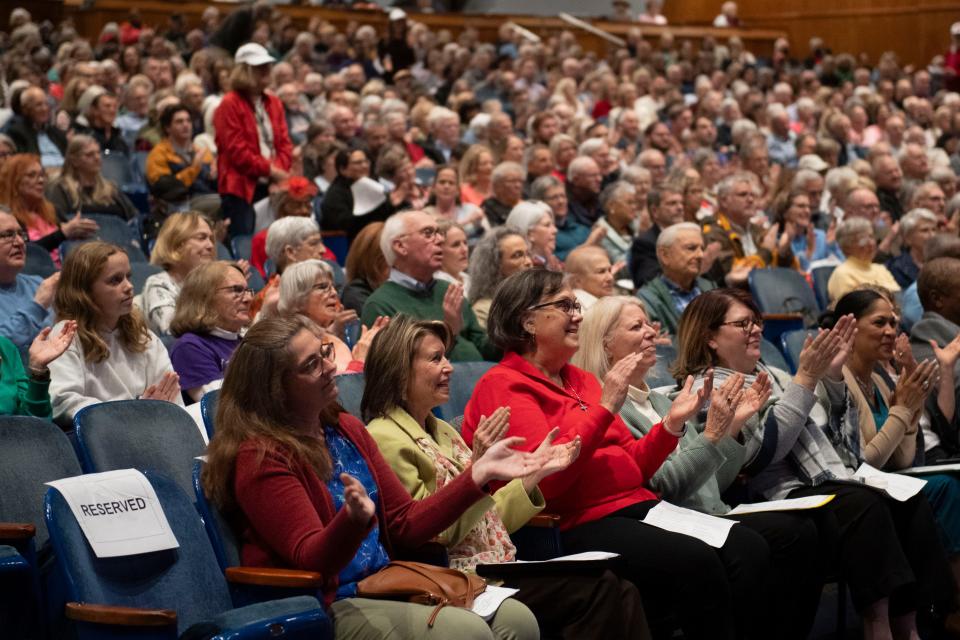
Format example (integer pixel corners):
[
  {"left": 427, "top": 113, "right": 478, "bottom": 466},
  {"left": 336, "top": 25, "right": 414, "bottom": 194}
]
[
  {"left": 235, "top": 42, "right": 275, "bottom": 67},
  {"left": 797, "top": 154, "right": 829, "bottom": 173}
]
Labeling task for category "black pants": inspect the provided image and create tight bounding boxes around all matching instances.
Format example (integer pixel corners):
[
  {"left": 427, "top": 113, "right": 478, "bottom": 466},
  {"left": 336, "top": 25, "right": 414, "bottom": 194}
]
[
  {"left": 732, "top": 510, "right": 824, "bottom": 640},
  {"left": 506, "top": 569, "right": 650, "bottom": 640},
  {"left": 559, "top": 501, "right": 768, "bottom": 640},
  {"left": 220, "top": 183, "right": 267, "bottom": 238},
  {"left": 789, "top": 482, "right": 955, "bottom": 616}
]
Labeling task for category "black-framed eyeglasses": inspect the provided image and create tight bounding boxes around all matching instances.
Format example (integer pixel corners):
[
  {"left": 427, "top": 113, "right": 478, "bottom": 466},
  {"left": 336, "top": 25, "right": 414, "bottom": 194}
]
[
  {"left": 528, "top": 298, "right": 582, "bottom": 316},
  {"left": 218, "top": 285, "right": 255, "bottom": 299},
  {"left": 404, "top": 225, "right": 440, "bottom": 241},
  {"left": 0, "top": 229, "right": 29, "bottom": 245},
  {"left": 298, "top": 341, "right": 336, "bottom": 376},
  {"left": 719, "top": 317, "right": 763, "bottom": 334}
]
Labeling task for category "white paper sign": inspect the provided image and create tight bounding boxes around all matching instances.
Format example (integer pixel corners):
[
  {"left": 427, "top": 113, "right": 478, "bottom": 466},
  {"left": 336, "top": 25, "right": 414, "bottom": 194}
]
[
  {"left": 727, "top": 495, "right": 835, "bottom": 516},
  {"left": 642, "top": 501, "right": 737, "bottom": 548},
  {"left": 471, "top": 585, "right": 519, "bottom": 621},
  {"left": 46, "top": 469, "right": 179, "bottom": 558},
  {"left": 351, "top": 177, "right": 387, "bottom": 216},
  {"left": 853, "top": 463, "right": 927, "bottom": 502}
]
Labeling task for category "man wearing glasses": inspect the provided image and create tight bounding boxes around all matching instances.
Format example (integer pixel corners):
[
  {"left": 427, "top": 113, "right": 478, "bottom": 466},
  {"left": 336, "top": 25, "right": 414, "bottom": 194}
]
[
  {"left": 361, "top": 210, "right": 498, "bottom": 362},
  {"left": 0, "top": 209, "right": 57, "bottom": 351}
]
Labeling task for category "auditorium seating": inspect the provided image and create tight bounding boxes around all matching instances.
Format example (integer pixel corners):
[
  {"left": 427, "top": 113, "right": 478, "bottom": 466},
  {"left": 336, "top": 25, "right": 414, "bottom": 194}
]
[
  {"left": 45, "top": 470, "right": 333, "bottom": 639},
  {"left": 74, "top": 399, "right": 207, "bottom": 499}
]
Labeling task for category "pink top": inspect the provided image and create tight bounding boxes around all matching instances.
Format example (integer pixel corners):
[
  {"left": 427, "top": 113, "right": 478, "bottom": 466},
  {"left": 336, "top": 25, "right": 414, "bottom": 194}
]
[
  {"left": 460, "top": 182, "right": 490, "bottom": 207},
  {"left": 26, "top": 213, "right": 61, "bottom": 265}
]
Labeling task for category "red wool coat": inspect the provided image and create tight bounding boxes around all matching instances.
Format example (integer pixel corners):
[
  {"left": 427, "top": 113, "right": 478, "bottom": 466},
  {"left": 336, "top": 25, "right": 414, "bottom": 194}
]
[{"left": 462, "top": 352, "right": 679, "bottom": 531}]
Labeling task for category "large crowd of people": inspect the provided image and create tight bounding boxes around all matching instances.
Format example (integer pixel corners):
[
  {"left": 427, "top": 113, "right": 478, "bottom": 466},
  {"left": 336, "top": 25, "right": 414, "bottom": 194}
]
[{"left": 4, "top": 1, "right": 960, "bottom": 637}]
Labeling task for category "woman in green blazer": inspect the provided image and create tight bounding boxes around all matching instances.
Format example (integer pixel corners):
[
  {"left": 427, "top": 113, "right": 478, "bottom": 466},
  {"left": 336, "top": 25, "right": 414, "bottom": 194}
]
[
  {"left": 0, "top": 322, "right": 76, "bottom": 417},
  {"left": 362, "top": 314, "right": 651, "bottom": 640}
]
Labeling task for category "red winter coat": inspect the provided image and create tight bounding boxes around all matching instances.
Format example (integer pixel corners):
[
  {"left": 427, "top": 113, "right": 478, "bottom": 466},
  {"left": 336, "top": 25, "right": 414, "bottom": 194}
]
[
  {"left": 462, "top": 352, "right": 679, "bottom": 531},
  {"left": 214, "top": 90, "right": 293, "bottom": 202}
]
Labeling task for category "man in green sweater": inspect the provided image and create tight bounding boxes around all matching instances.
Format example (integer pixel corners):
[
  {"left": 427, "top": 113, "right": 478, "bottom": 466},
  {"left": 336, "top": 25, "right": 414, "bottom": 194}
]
[
  {"left": 361, "top": 211, "right": 499, "bottom": 362},
  {"left": 637, "top": 222, "right": 716, "bottom": 336}
]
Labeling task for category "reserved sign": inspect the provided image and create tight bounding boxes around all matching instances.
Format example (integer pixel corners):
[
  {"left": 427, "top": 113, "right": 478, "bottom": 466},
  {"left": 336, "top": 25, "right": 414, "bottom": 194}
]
[{"left": 47, "top": 469, "right": 179, "bottom": 558}]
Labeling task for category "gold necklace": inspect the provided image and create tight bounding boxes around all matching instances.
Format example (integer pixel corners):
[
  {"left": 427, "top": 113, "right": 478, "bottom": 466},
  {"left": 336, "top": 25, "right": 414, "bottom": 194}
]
[{"left": 561, "top": 375, "right": 588, "bottom": 411}]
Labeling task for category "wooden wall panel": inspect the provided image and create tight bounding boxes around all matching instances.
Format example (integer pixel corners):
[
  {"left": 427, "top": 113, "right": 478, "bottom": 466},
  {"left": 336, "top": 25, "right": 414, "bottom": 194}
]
[{"left": 664, "top": 0, "right": 960, "bottom": 67}]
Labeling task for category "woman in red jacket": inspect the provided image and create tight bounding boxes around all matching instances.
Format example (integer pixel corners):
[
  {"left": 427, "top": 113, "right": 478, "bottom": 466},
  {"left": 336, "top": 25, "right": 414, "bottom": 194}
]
[
  {"left": 214, "top": 43, "right": 293, "bottom": 238},
  {"left": 203, "top": 315, "right": 546, "bottom": 639},
  {"left": 462, "top": 269, "right": 771, "bottom": 640}
]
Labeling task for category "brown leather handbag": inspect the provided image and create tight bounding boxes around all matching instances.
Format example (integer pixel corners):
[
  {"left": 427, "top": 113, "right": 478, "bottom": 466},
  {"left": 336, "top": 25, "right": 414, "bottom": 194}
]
[{"left": 356, "top": 560, "right": 487, "bottom": 627}]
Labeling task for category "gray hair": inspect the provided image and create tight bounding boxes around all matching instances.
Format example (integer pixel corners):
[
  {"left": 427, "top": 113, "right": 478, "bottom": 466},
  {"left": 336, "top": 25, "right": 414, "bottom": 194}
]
[
  {"left": 577, "top": 138, "right": 606, "bottom": 157},
  {"left": 621, "top": 165, "right": 652, "bottom": 186},
  {"left": 599, "top": 181, "right": 636, "bottom": 211},
  {"left": 380, "top": 210, "right": 420, "bottom": 267},
  {"left": 567, "top": 156, "right": 598, "bottom": 181},
  {"left": 426, "top": 106, "right": 458, "bottom": 131},
  {"left": 529, "top": 175, "right": 563, "bottom": 201},
  {"left": 792, "top": 169, "right": 823, "bottom": 190},
  {"left": 835, "top": 217, "right": 874, "bottom": 249},
  {"left": 506, "top": 201, "right": 553, "bottom": 237},
  {"left": 900, "top": 208, "right": 938, "bottom": 236},
  {"left": 717, "top": 171, "right": 758, "bottom": 199},
  {"left": 265, "top": 217, "right": 320, "bottom": 267},
  {"left": 948, "top": 194, "right": 960, "bottom": 220},
  {"left": 277, "top": 259, "right": 334, "bottom": 315},
  {"left": 824, "top": 166, "right": 859, "bottom": 197},
  {"left": 491, "top": 161, "right": 525, "bottom": 187},
  {"left": 467, "top": 226, "right": 526, "bottom": 301},
  {"left": 656, "top": 222, "right": 702, "bottom": 249}
]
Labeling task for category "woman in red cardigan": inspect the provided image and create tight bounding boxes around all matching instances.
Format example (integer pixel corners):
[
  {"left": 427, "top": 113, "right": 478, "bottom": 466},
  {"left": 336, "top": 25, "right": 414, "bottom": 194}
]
[
  {"left": 462, "top": 269, "right": 772, "bottom": 640},
  {"left": 214, "top": 43, "right": 293, "bottom": 238},
  {"left": 203, "top": 315, "right": 545, "bottom": 639}
]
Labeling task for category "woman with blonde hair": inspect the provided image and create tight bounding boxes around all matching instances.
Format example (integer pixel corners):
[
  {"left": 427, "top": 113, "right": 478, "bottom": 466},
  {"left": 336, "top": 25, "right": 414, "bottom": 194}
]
[
  {"left": 0, "top": 153, "right": 98, "bottom": 263},
  {"left": 169, "top": 261, "right": 252, "bottom": 402},
  {"left": 46, "top": 134, "right": 138, "bottom": 221},
  {"left": 49, "top": 241, "right": 182, "bottom": 425},
  {"left": 277, "top": 259, "right": 388, "bottom": 374},
  {"left": 574, "top": 295, "right": 825, "bottom": 638},
  {"left": 141, "top": 212, "right": 217, "bottom": 336},
  {"left": 202, "top": 314, "right": 547, "bottom": 640},
  {"left": 458, "top": 144, "right": 495, "bottom": 207}
]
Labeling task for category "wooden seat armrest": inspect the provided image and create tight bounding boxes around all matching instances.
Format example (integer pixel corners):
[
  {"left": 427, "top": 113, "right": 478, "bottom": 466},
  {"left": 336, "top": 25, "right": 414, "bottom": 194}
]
[
  {"left": 761, "top": 312, "right": 805, "bottom": 321},
  {"left": 225, "top": 566, "right": 324, "bottom": 588},
  {"left": 0, "top": 523, "right": 36, "bottom": 540},
  {"left": 526, "top": 514, "right": 561, "bottom": 528},
  {"left": 65, "top": 602, "right": 176, "bottom": 627}
]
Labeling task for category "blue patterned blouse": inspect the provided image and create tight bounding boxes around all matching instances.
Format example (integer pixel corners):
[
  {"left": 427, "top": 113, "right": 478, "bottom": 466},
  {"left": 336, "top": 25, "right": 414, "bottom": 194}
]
[{"left": 324, "top": 425, "right": 391, "bottom": 598}]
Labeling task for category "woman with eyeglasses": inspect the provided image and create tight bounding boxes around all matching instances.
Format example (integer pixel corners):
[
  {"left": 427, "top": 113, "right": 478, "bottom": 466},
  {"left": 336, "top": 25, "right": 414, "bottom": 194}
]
[
  {"left": 466, "top": 227, "right": 533, "bottom": 329},
  {"left": 823, "top": 288, "right": 960, "bottom": 615},
  {"left": 277, "top": 259, "right": 389, "bottom": 374},
  {"left": 672, "top": 288, "right": 956, "bottom": 639},
  {"left": 364, "top": 315, "right": 652, "bottom": 640},
  {"left": 48, "top": 241, "right": 183, "bottom": 426},
  {"left": 168, "top": 261, "right": 252, "bottom": 403},
  {"left": 573, "top": 296, "right": 828, "bottom": 638},
  {"left": 462, "top": 269, "right": 772, "bottom": 640},
  {"left": 0, "top": 154, "right": 98, "bottom": 264},
  {"left": 203, "top": 314, "right": 551, "bottom": 640}
]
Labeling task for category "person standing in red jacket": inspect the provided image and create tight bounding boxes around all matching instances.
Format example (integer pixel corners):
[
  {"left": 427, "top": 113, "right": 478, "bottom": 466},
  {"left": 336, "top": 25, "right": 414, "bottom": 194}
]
[{"left": 214, "top": 43, "right": 293, "bottom": 238}]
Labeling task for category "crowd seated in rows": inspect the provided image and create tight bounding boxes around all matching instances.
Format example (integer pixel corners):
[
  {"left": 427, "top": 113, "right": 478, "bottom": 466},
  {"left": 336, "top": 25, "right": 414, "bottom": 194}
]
[{"left": 5, "top": 2, "right": 960, "bottom": 636}]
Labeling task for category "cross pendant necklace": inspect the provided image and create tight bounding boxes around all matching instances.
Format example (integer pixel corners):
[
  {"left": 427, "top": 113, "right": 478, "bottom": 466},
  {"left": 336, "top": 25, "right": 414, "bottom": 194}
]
[{"left": 561, "top": 375, "right": 588, "bottom": 411}]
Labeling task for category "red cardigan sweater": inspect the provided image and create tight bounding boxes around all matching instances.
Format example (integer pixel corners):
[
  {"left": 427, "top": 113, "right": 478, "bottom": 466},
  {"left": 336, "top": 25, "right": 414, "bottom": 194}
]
[
  {"left": 462, "top": 352, "right": 679, "bottom": 531},
  {"left": 214, "top": 90, "right": 293, "bottom": 202},
  {"left": 233, "top": 413, "right": 488, "bottom": 605}
]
